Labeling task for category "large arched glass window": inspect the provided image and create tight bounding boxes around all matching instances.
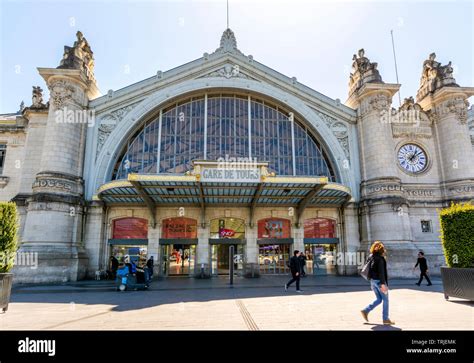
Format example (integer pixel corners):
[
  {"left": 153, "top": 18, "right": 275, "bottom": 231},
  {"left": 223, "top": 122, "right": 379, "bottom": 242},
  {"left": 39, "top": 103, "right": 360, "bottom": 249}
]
[{"left": 112, "top": 94, "right": 337, "bottom": 181}]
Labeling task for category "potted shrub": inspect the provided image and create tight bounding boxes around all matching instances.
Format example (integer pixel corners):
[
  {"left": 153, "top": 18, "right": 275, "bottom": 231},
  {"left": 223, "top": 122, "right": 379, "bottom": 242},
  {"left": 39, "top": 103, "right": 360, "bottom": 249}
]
[
  {"left": 439, "top": 202, "right": 474, "bottom": 301},
  {"left": 0, "top": 202, "right": 18, "bottom": 313}
]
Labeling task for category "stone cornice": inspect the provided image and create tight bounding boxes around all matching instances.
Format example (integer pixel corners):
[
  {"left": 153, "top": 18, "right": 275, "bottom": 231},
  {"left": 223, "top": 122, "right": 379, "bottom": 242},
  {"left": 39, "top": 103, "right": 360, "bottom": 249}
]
[
  {"left": 417, "top": 86, "right": 474, "bottom": 111},
  {"left": 38, "top": 67, "right": 101, "bottom": 100},
  {"left": 345, "top": 83, "right": 400, "bottom": 110}
]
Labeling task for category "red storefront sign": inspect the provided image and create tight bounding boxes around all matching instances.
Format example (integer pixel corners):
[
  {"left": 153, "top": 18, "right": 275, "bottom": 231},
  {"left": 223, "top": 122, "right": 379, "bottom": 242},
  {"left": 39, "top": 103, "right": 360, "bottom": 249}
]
[
  {"left": 258, "top": 218, "right": 291, "bottom": 239},
  {"left": 162, "top": 217, "right": 197, "bottom": 238},
  {"left": 219, "top": 228, "right": 236, "bottom": 238},
  {"left": 112, "top": 217, "right": 148, "bottom": 239},
  {"left": 304, "top": 218, "right": 335, "bottom": 238}
]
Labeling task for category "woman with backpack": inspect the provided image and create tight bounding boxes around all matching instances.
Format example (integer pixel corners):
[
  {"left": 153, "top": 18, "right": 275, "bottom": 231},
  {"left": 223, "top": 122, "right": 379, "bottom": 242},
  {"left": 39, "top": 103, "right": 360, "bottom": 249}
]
[{"left": 360, "top": 241, "right": 395, "bottom": 325}]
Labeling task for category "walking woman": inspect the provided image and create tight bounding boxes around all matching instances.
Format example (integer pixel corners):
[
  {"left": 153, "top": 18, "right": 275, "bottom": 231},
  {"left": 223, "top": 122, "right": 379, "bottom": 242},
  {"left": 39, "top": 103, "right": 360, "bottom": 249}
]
[{"left": 360, "top": 241, "right": 395, "bottom": 325}]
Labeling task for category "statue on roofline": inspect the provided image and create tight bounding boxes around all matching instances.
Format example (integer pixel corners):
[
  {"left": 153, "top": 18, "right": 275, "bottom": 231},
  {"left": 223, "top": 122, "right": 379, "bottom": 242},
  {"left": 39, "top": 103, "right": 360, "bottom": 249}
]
[{"left": 57, "top": 31, "right": 95, "bottom": 81}]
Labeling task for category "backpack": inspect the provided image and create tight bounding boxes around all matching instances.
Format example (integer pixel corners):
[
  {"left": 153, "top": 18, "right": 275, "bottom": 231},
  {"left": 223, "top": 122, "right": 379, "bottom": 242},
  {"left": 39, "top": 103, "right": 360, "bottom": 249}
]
[{"left": 360, "top": 254, "right": 373, "bottom": 281}]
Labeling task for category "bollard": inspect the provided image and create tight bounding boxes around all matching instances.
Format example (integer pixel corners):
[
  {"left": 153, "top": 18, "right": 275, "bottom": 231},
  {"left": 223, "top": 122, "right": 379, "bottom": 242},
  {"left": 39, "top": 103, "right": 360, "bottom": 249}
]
[{"left": 229, "top": 245, "right": 234, "bottom": 286}]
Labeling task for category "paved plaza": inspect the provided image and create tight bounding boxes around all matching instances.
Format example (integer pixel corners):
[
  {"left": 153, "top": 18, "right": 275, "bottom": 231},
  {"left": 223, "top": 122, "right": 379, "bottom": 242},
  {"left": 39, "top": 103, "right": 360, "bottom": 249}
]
[{"left": 1, "top": 276, "right": 472, "bottom": 331}]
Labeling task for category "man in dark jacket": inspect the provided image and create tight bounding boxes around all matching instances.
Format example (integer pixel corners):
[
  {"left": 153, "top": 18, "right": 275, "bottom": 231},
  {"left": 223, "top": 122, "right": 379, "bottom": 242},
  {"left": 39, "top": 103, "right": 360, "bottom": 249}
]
[
  {"left": 413, "top": 251, "right": 432, "bottom": 286},
  {"left": 108, "top": 256, "right": 119, "bottom": 279},
  {"left": 285, "top": 250, "right": 303, "bottom": 292},
  {"left": 298, "top": 252, "right": 307, "bottom": 277},
  {"left": 146, "top": 256, "right": 154, "bottom": 277}
]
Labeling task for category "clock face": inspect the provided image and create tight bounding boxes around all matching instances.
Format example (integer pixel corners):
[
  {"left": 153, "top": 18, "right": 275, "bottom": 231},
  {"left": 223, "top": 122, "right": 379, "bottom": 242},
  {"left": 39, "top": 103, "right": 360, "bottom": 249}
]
[{"left": 398, "top": 144, "right": 427, "bottom": 174}]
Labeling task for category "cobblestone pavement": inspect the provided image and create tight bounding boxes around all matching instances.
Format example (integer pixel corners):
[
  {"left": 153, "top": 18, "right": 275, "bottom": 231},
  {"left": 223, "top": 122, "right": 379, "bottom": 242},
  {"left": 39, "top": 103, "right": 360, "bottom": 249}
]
[{"left": 1, "top": 276, "right": 472, "bottom": 330}]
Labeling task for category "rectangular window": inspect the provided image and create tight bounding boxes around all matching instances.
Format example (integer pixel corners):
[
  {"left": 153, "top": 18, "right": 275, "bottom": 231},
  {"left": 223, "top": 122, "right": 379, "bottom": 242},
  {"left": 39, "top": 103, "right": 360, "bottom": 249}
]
[
  {"left": 0, "top": 144, "right": 7, "bottom": 175},
  {"left": 421, "top": 220, "right": 432, "bottom": 233}
]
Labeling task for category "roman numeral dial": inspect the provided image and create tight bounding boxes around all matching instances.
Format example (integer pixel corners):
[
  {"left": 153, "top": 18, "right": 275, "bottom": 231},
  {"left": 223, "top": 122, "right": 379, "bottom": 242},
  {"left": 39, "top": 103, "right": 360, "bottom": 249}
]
[{"left": 398, "top": 144, "right": 427, "bottom": 174}]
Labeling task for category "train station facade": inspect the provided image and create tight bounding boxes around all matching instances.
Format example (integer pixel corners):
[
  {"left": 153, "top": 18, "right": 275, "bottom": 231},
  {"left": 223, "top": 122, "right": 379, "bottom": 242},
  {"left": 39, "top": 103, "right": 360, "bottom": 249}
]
[{"left": 1, "top": 29, "right": 473, "bottom": 283}]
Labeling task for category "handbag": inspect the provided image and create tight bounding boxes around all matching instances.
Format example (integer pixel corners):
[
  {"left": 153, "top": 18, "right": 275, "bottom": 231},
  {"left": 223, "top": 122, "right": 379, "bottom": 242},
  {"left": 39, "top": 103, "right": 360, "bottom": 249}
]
[{"left": 360, "top": 254, "right": 373, "bottom": 281}]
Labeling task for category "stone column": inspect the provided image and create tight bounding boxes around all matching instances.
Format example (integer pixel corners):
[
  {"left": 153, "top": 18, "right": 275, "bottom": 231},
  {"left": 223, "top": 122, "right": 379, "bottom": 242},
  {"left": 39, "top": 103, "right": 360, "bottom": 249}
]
[
  {"left": 244, "top": 223, "right": 259, "bottom": 277},
  {"left": 83, "top": 201, "right": 105, "bottom": 278},
  {"left": 14, "top": 65, "right": 100, "bottom": 283},
  {"left": 418, "top": 87, "right": 474, "bottom": 201},
  {"left": 341, "top": 203, "right": 360, "bottom": 275},
  {"left": 292, "top": 224, "right": 304, "bottom": 255},
  {"left": 196, "top": 224, "right": 210, "bottom": 277}
]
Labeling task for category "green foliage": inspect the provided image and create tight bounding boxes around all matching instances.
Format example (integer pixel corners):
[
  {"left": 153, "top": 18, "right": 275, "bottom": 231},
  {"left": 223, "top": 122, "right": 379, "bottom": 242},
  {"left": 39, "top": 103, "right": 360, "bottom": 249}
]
[
  {"left": 439, "top": 202, "right": 474, "bottom": 268},
  {"left": 0, "top": 202, "right": 19, "bottom": 273}
]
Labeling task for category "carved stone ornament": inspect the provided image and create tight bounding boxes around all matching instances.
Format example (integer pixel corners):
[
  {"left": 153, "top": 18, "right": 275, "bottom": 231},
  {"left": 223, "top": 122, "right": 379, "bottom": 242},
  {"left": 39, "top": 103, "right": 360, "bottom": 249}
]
[
  {"left": 348, "top": 48, "right": 383, "bottom": 96},
  {"left": 214, "top": 28, "right": 243, "bottom": 55},
  {"left": 369, "top": 94, "right": 390, "bottom": 112},
  {"left": 390, "top": 97, "right": 433, "bottom": 139},
  {"left": 312, "top": 108, "right": 351, "bottom": 162},
  {"left": 416, "top": 52, "right": 459, "bottom": 102},
  {"left": 49, "top": 80, "right": 75, "bottom": 109},
  {"left": 95, "top": 102, "right": 141, "bottom": 159},
  {"left": 434, "top": 97, "right": 470, "bottom": 125},
  {"left": 201, "top": 63, "right": 253, "bottom": 80}
]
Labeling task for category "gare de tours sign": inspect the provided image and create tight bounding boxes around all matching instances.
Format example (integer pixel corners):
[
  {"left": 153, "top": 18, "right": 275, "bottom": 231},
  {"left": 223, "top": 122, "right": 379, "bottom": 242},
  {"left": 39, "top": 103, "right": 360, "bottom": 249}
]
[
  {"left": 194, "top": 159, "right": 267, "bottom": 183},
  {"left": 201, "top": 167, "right": 261, "bottom": 183}
]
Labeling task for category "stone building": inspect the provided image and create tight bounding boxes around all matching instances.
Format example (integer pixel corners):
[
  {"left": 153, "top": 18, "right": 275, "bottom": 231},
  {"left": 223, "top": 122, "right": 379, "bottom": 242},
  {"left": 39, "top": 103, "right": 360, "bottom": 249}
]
[{"left": 1, "top": 30, "right": 473, "bottom": 283}]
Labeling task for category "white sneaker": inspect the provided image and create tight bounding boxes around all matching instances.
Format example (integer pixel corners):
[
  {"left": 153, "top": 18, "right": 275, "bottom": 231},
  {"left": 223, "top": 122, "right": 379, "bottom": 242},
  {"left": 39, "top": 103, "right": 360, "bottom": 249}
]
[
  {"left": 284, "top": 284, "right": 288, "bottom": 291},
  {"left": 296, "top": 290, "right": 303, "bottom": 293}
]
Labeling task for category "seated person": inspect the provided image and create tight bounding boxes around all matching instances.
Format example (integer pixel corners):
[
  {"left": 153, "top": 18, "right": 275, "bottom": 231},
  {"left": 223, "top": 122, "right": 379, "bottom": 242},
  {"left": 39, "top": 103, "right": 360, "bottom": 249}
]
[{"left": 116, "top": 263, "right": 129, "bottom": 284}]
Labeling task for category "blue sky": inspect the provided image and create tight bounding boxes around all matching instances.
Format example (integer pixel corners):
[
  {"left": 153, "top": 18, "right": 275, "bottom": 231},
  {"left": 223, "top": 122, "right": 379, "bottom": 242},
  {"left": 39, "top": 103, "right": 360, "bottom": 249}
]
[{"left": 1, "top": 0, "right": 473, "bottom": 113}]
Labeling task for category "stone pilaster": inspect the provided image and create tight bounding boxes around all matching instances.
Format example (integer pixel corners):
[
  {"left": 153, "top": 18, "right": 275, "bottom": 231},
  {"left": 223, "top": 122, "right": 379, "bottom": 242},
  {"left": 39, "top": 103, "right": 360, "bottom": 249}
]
[
  {"left": 341, "top": 203, "right": 360, "bottom": 275},
  {"left": 418, "top": 87, "right": 474, "bottom": 201},
  {"left": 196, "top": 224, "right": 211, "bottom": 277},
  {"left": 244, "top": 223, "right": 259, "bottom": 277}
]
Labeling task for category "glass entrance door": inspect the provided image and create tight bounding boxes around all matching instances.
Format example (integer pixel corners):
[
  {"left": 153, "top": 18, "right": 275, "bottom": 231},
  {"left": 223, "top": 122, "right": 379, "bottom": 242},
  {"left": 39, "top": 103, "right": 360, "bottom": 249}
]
[
  {"left": 258, "top": 244, "right": 291, "bottom": 274},
  {"left": 211, "top": 244, "right": 244, "bottom": 275},
  {"left": 304, "top": 244, "right": 337, "bottom": 275},
  {"left": 161, "top": 244, "right": 196, "bottom": 276}
]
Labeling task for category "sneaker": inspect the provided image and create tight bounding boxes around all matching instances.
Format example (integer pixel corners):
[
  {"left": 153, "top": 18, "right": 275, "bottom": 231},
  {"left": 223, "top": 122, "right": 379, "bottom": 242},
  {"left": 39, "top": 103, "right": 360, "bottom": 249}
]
[
  {"left": 415, "top": 283, "right": 420, "bottom": 286},
  {"left": 296, "top": 290, "right": 303, "bottom": 293},
  {"left": 284, "top": 284, "right": 288, "bottom": 291},
  {"left": 383, "top": 319, "right": 396, "bottom": 325},
  {"left": 360, "top": 310, "right": 369, "bottom": 322},
  {"left": 427, "top": 283, "right": 432, "bottom": 286}
]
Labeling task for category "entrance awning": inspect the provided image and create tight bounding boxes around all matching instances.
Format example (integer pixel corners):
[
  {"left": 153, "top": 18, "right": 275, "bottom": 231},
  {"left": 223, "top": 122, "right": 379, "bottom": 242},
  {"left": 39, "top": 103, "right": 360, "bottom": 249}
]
[
  {"left": 159, "top": 238, "right": 198, "bottom": 245},
  {"left": 108, "top": 239, "right": 148, "bottom": 245},
  {"left": 95, "top": 162, "right": 352, "bottom": 228}
]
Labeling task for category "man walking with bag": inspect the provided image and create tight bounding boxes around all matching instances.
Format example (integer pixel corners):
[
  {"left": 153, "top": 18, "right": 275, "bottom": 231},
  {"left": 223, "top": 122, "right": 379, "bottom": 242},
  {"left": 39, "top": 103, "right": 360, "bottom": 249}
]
[{"left": 285, "top": 250, "right": 303, "bottom": 292}]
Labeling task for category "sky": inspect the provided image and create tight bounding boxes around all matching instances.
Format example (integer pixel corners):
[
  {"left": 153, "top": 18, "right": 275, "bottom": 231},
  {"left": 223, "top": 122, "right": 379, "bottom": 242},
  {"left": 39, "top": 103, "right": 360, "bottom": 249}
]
[{"left": 0, "top": 0, "right": 473, "bottom": 113}]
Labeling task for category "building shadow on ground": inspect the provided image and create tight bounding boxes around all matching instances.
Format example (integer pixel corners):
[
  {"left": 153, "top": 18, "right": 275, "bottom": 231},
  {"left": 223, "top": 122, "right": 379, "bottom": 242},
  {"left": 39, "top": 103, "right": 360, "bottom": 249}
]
[{"left": 8, "top": 276, "right": 448, "bottom": 315}]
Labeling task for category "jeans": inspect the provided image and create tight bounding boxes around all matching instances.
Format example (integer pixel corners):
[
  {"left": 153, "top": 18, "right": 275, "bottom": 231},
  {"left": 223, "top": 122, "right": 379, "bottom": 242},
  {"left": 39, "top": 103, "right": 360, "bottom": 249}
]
[
  {"left": 417, "top": 271, "right": 432, "bottom": 285},
  {"left": 363, "top": 279, "right": 389, "bottom": 321},
  {"left": 286, "top": 273, "right": 300, "bottom": 290}
]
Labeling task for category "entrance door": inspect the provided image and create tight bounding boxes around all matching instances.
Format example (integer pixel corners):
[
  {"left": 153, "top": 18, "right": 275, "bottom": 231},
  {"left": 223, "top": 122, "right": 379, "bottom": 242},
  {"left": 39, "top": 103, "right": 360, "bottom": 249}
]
[
  {"left": 211, "top": 244, "right": 244, "bottom": 275},
  {"left": 161, "top": 244, "right": 196, "bottom": 276},
  {"left": 258, "top": 244, "right": 290, "bottom": 274},
  {"left": 304, "top": 244, "right": 337, "bottom": 275}
]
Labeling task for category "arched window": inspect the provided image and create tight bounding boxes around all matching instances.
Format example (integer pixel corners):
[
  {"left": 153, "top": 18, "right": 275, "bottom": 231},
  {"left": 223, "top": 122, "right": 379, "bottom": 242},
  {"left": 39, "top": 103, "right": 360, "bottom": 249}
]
[
  {"left": 112, "top": 94, "right": 337, "bottom": 181},
  {"left": 304, "top": 218, "right": 336, "bottom": 239},
  {"left": 112, "top": 217, "right": 148, "bottom": 239}
]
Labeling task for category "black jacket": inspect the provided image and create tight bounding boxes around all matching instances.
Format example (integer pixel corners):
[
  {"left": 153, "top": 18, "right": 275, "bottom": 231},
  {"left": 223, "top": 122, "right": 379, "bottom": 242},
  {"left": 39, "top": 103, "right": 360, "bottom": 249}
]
[
  {"left": 368, "top": 253, "right": 388, "bottom": 285},
  {"left": 289, "top": 256, "right": 302, "bottom": 275},
  {"left": 415, "top": 257, "right": 428, "bottom": 272}
]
